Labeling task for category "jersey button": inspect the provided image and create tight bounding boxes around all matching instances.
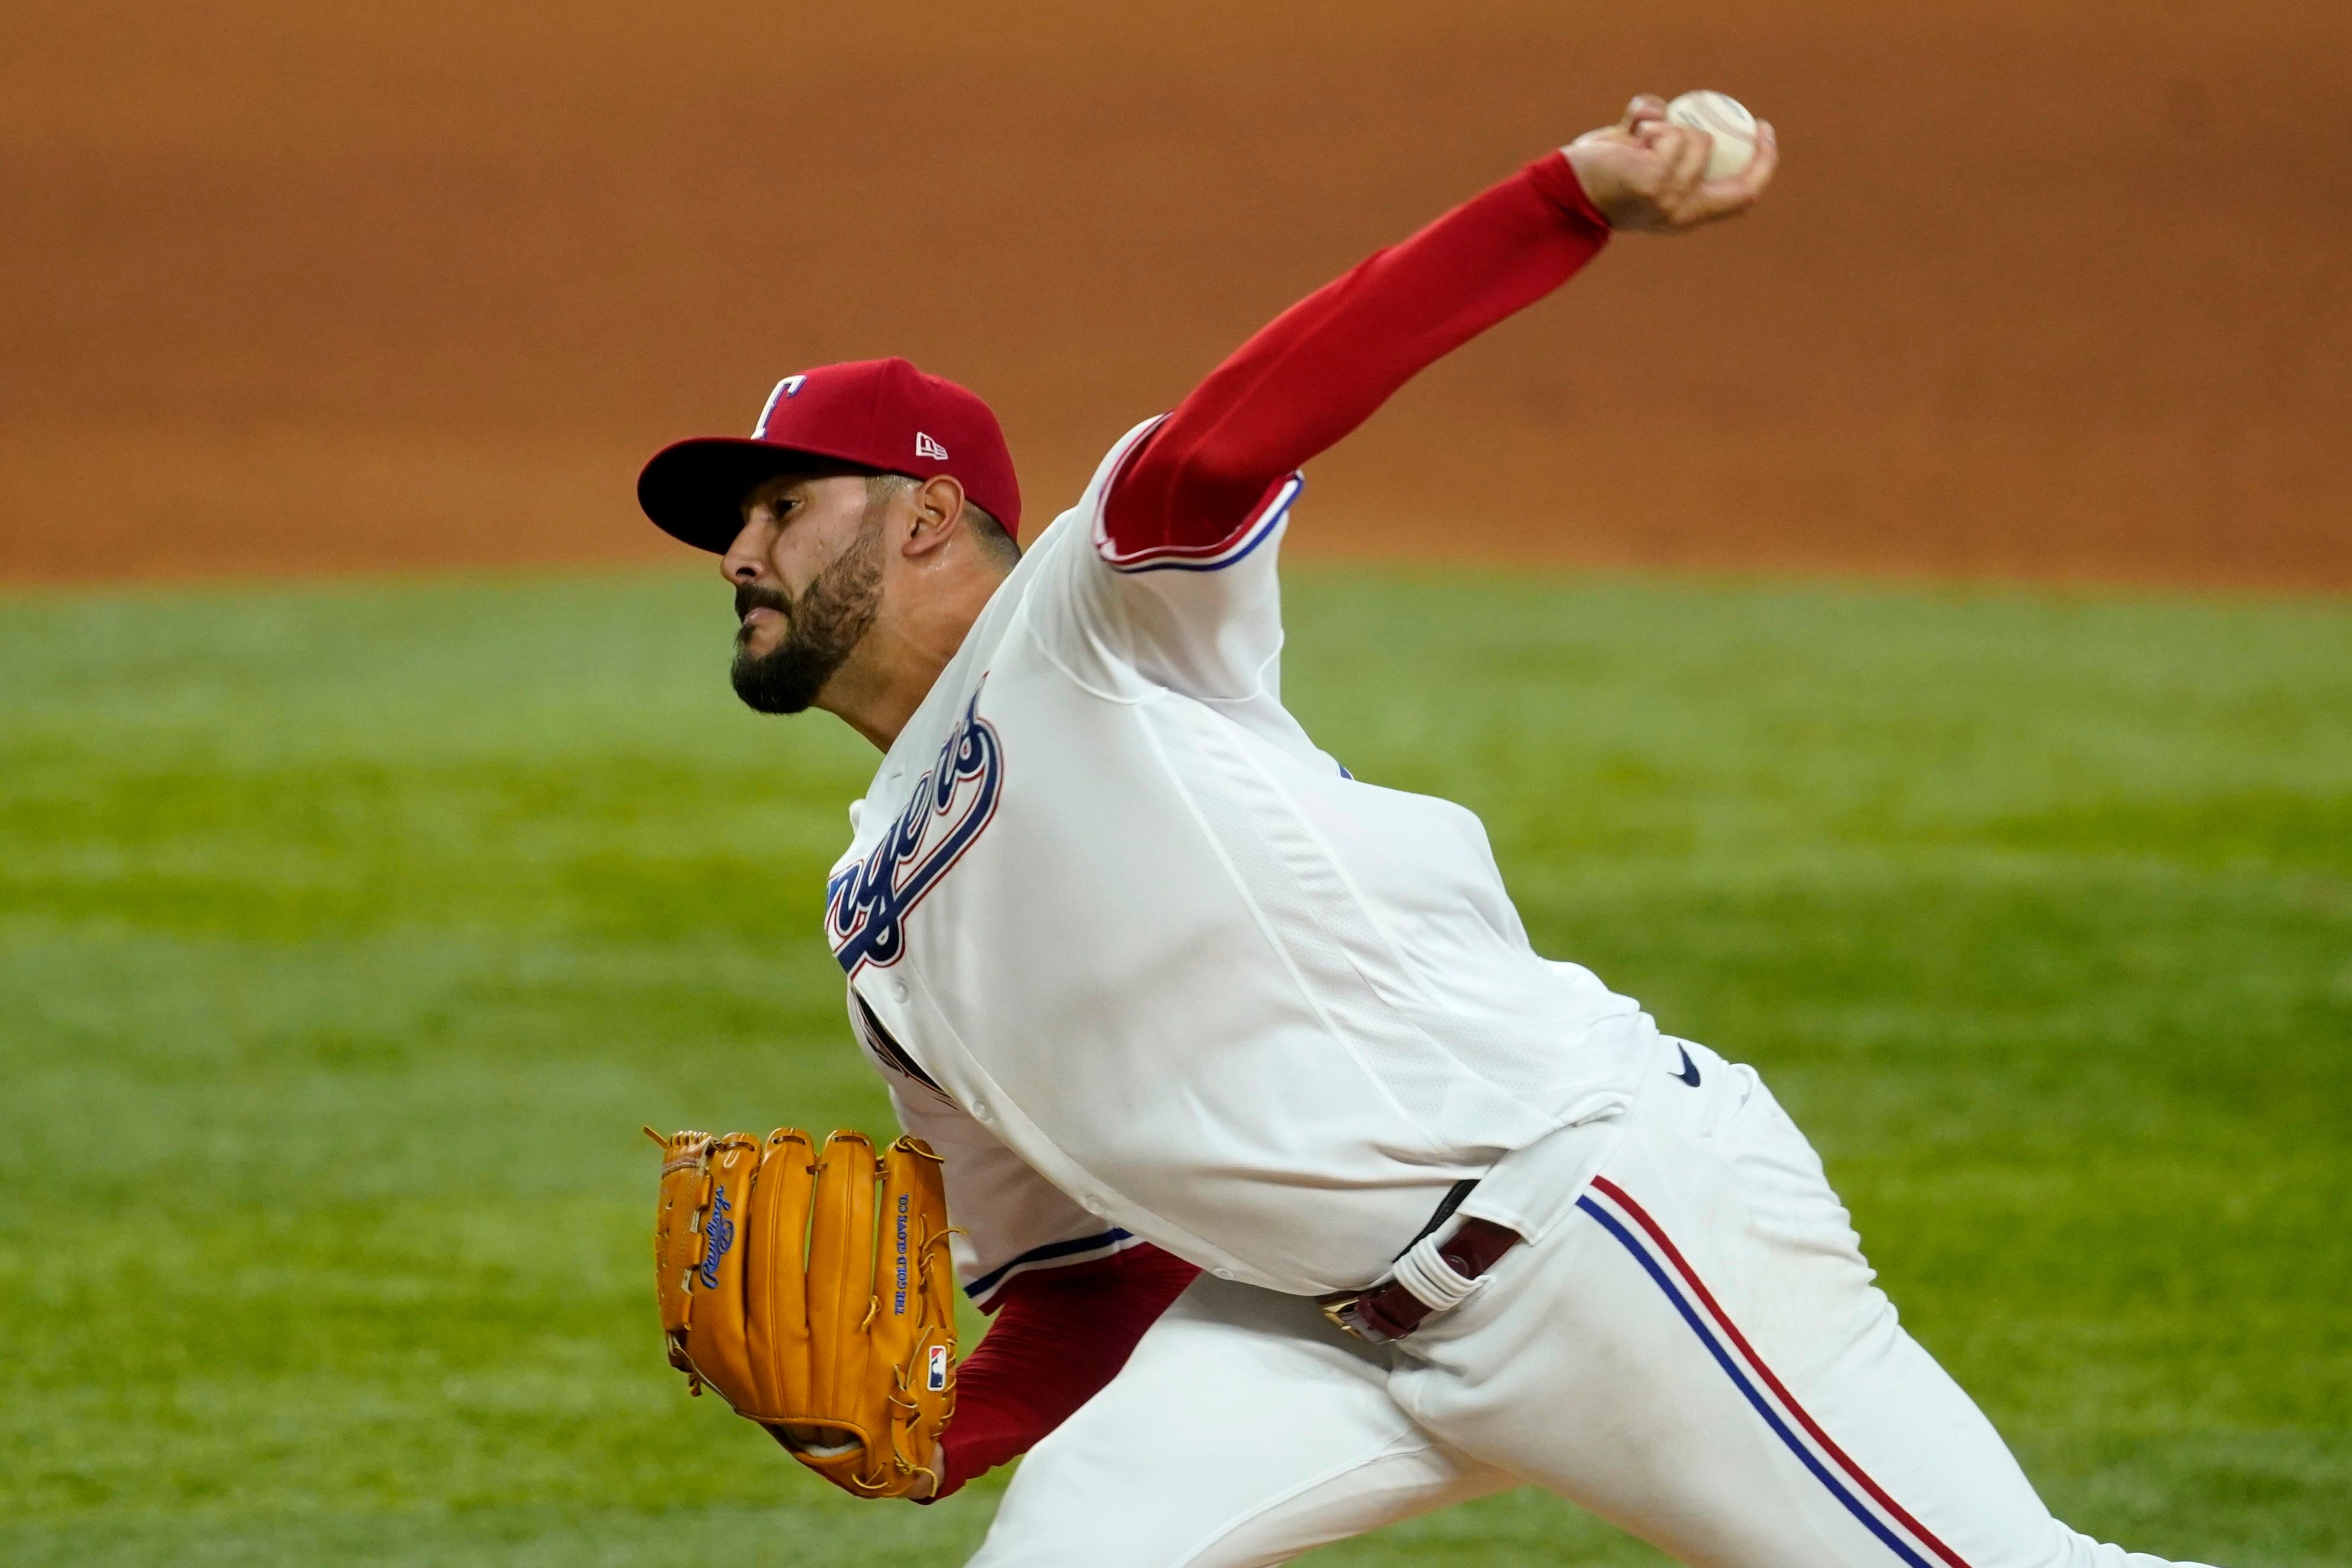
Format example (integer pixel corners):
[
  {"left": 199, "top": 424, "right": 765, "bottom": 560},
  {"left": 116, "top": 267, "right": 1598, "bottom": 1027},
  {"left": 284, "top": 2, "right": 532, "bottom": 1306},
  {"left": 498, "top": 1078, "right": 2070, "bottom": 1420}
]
[
  {"left": 970, "top": 1098, "right": 991, "bottom": 1121},
  {"left": 1212, "top": 1268, "right": 1236, "bottom": 1280},
  {"left": 888, "top": 979, "right": 909, "bottom": 1002},
  {"left": 1081, "top": 1195, "right": 1105, "bottom": 1214}
]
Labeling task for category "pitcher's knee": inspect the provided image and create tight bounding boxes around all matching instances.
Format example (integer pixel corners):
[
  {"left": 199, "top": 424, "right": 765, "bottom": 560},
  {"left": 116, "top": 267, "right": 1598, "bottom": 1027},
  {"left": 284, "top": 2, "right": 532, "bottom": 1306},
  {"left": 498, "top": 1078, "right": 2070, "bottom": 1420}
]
[
  {"left": 2025, "top": 1523, "right": 2211, "bottom": 1568},
  {"left": 965, "top": 1440, "right": 1474, "bottom": 1568},
  {"left": 963, "top": 1466, "right": 1257, "bottom": 1568},
  {"left": 966, "top": 1514, "right": 1275, "bottom": 1568}
]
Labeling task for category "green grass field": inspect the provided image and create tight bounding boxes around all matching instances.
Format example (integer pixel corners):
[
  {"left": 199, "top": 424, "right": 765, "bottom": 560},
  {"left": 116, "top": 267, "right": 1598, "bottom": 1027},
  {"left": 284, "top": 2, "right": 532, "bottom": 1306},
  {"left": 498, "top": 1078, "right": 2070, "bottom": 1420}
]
[{"left": 3, "top": 566, "right": 2347, "bottom": 1566}]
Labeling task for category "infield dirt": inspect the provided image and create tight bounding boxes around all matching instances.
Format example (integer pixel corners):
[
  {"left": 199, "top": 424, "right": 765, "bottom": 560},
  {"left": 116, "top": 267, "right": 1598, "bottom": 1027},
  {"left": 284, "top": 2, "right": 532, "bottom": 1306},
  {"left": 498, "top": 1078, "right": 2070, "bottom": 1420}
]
[{"left": 5, "top": 0, "right": 2347, "bottom": 589}]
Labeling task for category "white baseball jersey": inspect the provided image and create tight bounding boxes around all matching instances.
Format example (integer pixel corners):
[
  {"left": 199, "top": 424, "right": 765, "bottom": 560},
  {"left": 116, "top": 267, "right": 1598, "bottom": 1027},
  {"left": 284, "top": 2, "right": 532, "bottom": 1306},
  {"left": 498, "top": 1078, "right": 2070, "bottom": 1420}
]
[{"left": 830, "top": 417, "right": 1658, "bottom": 1299}]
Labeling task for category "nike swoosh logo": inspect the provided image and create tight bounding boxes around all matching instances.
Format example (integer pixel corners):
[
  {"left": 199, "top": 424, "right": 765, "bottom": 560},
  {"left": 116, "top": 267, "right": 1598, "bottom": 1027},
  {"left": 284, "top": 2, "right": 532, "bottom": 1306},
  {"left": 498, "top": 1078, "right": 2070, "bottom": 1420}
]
[{"left": 1671, "top": 1044, "right": 1702, "bottom": 1087}]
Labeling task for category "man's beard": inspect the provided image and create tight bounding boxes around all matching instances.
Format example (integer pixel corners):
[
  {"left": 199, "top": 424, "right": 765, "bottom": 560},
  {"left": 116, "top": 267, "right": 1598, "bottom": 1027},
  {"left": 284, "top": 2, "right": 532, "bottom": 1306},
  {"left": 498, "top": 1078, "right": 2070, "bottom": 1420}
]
[{"left": 730, "top": 515, "right": 886, "bottom": 715}]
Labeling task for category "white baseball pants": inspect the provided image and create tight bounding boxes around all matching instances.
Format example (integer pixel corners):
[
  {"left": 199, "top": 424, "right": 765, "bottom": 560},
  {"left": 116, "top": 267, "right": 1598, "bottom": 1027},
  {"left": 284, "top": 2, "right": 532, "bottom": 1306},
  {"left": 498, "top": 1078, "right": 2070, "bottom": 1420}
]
[{"left": 967, "top": 1038, "right": 2216, "bottom": 1568}]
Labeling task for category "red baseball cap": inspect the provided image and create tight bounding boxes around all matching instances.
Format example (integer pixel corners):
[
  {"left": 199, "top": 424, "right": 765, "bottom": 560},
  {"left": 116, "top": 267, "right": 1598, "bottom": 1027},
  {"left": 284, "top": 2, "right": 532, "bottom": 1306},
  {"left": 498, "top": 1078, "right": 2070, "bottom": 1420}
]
[{"left": 637, "top": 357, "right": 1022, "bottom": 551}]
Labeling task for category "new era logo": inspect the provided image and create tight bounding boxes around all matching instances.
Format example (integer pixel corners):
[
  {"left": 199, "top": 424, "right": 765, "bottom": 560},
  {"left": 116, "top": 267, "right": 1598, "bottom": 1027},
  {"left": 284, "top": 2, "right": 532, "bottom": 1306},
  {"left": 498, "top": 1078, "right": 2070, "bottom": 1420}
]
[{"left": 914, "top": 432, "right": 949, "bottom": 461}]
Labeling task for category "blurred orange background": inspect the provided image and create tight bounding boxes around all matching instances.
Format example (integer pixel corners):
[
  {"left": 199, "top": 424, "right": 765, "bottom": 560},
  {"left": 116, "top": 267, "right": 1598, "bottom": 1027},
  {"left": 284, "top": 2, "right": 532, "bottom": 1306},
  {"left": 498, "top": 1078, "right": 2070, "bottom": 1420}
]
[{"left": 4, "top": 0, "right": 2346, "bottom": 589}]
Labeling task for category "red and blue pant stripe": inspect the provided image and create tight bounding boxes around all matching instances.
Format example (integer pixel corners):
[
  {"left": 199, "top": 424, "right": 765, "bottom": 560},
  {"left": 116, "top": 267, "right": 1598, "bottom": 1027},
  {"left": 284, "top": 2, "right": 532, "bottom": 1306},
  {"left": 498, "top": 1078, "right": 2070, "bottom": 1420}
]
[{"left": 1576, "top": 1175, "right": 1973, "bottom": 1568}]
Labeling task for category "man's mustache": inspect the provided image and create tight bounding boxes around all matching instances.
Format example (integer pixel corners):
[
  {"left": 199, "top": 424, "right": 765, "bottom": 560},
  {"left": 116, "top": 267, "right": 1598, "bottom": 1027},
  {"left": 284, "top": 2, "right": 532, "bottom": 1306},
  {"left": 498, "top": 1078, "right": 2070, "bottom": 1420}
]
[{"left": 734, "top": 583, "right": 791, "bottom": 621}]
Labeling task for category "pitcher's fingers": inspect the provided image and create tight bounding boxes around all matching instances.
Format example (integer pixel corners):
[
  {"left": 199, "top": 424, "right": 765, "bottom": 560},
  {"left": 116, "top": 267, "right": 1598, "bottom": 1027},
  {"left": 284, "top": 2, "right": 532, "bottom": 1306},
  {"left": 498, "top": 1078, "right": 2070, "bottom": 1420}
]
[
  {"left": 1694, "top": 120, "right": 1779, "bottom": 219},
  {"left": 1739, "top": 120, "right": 1780, "bottom": 195},
  {"left": 1663, "top": 124, "right": 1713, "bottom": 198},
  {"left": 1621, "top": 93, "right": 1669, "bottom": 131},
  {"left": 1639, "top": 118, "right": 1713, "bottom": 197}
]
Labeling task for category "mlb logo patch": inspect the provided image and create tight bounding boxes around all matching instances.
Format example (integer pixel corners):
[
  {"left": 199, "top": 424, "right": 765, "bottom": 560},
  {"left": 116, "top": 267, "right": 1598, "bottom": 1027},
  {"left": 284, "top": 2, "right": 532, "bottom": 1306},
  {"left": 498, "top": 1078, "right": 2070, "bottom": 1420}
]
[{"left": 927, "top": 1344, "right": 949, "bottom": 1391}]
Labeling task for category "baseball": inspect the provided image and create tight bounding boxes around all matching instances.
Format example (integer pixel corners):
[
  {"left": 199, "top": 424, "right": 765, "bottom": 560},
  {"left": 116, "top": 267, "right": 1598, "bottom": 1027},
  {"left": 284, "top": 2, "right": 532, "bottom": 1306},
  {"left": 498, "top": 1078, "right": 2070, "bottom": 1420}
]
[{"left": 1665, "top": 90, "right": 1759, "bottom": 182}]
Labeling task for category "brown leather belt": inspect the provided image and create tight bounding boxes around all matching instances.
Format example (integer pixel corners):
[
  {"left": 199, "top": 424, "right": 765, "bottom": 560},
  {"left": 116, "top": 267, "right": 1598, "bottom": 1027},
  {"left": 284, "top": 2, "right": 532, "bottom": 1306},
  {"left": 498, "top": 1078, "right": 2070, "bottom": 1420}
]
[{"left": 1319, "top": 1215, "right": 1523, "bottom": 1344}]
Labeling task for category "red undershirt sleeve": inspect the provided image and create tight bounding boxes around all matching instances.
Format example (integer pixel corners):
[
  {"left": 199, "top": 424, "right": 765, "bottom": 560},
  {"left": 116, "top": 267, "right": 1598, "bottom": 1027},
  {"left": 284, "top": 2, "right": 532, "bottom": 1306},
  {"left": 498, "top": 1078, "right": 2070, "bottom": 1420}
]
[
  {"left": 925, "top": 1243, "right": 1202, "bottom": 1501},
  {"left": 1100, "top": 149, "right": 1612, "bottom": 557}
]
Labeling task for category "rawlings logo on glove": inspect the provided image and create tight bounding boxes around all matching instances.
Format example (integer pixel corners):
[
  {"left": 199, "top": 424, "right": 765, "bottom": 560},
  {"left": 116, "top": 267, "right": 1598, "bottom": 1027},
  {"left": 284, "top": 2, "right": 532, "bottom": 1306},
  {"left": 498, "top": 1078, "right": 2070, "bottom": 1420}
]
[
  {"left": 646, "top": 1125, "right": 958, "bottom": 1499},
  {"left": 697, "top": 1187, "right": 735, "bottom": 1288}
]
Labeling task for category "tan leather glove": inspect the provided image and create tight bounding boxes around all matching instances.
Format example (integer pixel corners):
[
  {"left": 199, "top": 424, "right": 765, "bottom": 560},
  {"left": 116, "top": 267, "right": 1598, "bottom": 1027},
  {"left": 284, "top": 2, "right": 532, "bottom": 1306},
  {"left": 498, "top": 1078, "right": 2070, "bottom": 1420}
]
[{"left": 649, "top": 1126, "right": 956, "bottom": 1498}]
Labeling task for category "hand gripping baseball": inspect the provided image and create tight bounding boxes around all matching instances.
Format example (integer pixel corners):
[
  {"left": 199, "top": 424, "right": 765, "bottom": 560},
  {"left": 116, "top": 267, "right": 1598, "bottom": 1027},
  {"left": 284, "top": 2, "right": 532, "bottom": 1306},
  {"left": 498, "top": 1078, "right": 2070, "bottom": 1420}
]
[
  {"left": 1566, "top": 94, "right": 1778, "bottom": 233},
  {"left": 648, "top": 1126, "right": 958, "bottom": 1499}
]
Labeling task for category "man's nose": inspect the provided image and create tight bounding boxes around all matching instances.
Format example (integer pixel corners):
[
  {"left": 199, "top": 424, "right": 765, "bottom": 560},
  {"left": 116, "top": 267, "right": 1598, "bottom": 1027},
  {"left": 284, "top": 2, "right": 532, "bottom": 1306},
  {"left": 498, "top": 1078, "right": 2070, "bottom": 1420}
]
[{"left": 721, "top": 518, "right": 766, "bottom": 584}]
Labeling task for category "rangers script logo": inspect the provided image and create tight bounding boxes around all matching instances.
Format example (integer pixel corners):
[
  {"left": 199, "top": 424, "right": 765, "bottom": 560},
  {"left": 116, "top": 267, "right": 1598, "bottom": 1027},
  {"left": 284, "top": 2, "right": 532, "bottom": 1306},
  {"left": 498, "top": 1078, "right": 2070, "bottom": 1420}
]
[{"left": 827, "top": 691, "right": 1004, "bottom": 973}]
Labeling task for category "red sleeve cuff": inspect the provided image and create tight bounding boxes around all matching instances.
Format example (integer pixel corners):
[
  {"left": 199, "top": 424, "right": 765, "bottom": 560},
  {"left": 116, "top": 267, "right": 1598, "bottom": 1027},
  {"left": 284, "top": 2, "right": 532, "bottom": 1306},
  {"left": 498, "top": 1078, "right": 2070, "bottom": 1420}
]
[{"left": 1524, "top": 148, "right": 1613, "bottom": 242}]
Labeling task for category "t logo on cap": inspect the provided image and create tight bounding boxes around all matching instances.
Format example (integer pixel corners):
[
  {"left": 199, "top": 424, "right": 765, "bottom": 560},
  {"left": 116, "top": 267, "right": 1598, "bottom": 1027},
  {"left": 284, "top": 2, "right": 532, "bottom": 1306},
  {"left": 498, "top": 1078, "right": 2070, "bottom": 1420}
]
[{"left": 751, "top": 375, "right": 808, "bottom": 438}]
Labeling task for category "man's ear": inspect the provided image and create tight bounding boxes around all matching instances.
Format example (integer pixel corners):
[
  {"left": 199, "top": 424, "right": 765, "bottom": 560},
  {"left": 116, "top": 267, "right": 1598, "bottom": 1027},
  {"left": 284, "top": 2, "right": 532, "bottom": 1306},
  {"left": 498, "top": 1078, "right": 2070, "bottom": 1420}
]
[{"left": 900, "top": 474, "right": 968, "bottom": 560}]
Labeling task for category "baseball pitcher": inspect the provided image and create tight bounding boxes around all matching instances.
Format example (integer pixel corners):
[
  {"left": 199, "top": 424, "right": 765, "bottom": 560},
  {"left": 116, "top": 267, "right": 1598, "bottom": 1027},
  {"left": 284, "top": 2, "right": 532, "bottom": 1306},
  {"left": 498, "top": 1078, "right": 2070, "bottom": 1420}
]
[{"left": 634, "top": 97, "right": 2218, "bottom": 1567}]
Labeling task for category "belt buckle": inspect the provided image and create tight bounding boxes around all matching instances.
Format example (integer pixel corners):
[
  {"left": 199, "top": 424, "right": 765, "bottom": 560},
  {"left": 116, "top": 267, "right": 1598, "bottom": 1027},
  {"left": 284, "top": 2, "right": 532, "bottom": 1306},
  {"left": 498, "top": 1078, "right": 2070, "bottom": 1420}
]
[{"left": 1319, "top": 1289, "right": 1394, "bottom": 1345}]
